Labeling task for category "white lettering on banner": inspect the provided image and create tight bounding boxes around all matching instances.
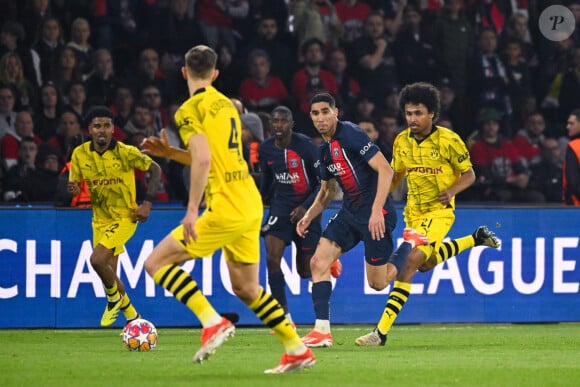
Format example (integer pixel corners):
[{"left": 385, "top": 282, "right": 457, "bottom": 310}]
[
  {"left": 2, "top": 237, "right": 580, "bottom": 299},
  {"left": 26, "top": 240, "right": 61, "bottom": 298},
  {"left": 469, "top": 246, "right": 504, "bottom": 295},
  {"left": 0, "top": 239, "right": 18, "bottom": 298},
  {"left": 427, "top": 258, "right": 465, "bottom": 294},
  {"left": 512, "top": 238, "right": 544, "bottom": 295},
  {"left": 554, "top": 237, "right": 579, "bottom": 293},
  {"left": 67, "top": 240, "right": 103, "bottom": 297}
]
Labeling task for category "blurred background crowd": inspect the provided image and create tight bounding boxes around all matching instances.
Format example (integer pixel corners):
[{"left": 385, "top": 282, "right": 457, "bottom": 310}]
[{"left": 0, "top": 0, "right": 578, "bottom": 205}]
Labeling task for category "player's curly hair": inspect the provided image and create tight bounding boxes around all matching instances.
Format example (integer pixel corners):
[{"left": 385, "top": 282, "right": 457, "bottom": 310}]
[
  {"left": 84, "top": 105, "right": 114, "bottom": 127},
  {"left": 398, "top": 82, "right": 441, "bottom": 121}
]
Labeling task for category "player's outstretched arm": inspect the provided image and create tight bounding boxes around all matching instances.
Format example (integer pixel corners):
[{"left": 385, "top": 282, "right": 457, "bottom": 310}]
[{"left": 141, "top": 129, "right": 191, "bottom": 166}]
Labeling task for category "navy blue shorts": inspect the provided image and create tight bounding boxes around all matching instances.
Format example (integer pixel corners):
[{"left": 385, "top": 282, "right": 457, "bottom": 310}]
[
  {"left": 322, "top": 209, "right": 396, "bottom": 266},
  {"left": 261, "top": 214, "right": 321, "bottom": 253}
]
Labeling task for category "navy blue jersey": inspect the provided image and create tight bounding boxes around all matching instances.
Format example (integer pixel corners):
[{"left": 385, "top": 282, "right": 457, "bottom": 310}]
[
  {"left": 319, "top": 120, "right": 393, "bottom": 220},
  {"left": 259, "top": 132, "right": 320, "bottom": 216}
]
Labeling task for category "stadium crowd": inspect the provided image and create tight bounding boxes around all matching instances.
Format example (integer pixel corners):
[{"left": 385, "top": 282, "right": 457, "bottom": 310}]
[{"left": 0, "top": 0, "right": 579, "bottom": 205}]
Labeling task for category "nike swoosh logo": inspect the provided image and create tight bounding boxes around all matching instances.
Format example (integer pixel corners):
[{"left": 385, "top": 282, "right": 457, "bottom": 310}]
[{"left": 370, "top": 257, "right": 381, "bottom": 262}]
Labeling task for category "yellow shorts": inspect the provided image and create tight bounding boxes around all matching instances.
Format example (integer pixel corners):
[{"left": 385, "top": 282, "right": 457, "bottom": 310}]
[
  {"left": 93, "top": 218, "right": 138, "bottom": 256},
  {"left": 406, "top": 209, "right": 455, "bottom": 261},
  {"left": 170, "top": 209, "right": 262, "bottom": 264}
]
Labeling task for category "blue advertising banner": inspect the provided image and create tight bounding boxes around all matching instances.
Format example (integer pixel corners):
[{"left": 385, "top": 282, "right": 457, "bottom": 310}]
[{"left": 0, "top": 206, "right": 579, "bottom": 328}]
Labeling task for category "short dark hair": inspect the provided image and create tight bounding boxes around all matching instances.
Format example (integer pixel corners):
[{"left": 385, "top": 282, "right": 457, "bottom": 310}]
[
  {"left": 184, "top": 45, "right": 217, "bottom": 79},
  {"left": 271, "top": 105, "right": 293, "bottom": 120},
  {"left": 84, "top": 106, "right": 114, "bottom": 127},
  {"left": 398, "top": 82, "right": 440, "bottom": 120},
  {"left": 301, "top": 38, "right": 324, "bottom": 56},
  {"left": 570, "top": 108, "right": 580, "bottom": 121},
  {"left": 310, "top": 92, "right": 336, "bottom": 109}
]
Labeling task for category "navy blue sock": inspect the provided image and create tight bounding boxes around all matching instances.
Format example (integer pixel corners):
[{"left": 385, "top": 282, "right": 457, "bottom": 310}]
[
  {"left": 268, "top": 271, "right": 288, "bottom": 313},
  {"left": 312, "top": 281, "right": 332, "bottom": 320},
  {"left": 388, "top": 241, "right": 412, "bottom": 273}
]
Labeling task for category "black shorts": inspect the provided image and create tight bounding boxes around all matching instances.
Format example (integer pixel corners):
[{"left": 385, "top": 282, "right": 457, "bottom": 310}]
[
  {"left": 322, "top": 209, "right": 396, "bottom": 266},
  {"left": 261, "top": 214, "right": 321, "bottom": 253}
]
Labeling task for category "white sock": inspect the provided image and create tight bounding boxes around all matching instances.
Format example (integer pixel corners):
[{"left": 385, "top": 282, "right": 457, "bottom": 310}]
[{"left": 313, "top": 319, "right": 331, "bottom": 334}]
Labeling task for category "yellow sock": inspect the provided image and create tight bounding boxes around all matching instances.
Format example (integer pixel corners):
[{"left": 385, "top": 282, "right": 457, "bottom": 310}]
[
  {"left": 435, "top": 235, "right": 475, "bottom": 264},
  {"left": 249, "top": 287, "right": 303, "bottom": 353},
  {"left": 153, "top": 264, "right": 219, "bottom": 326},
  {"left": 377, "top": 281, "right": 412, "bottom": 335},
  {"left": 120, "top": 293, "right": 139, "bottom": 320},
  {"left": 104, "top": 282, "right": 120, "bottom": 302}
]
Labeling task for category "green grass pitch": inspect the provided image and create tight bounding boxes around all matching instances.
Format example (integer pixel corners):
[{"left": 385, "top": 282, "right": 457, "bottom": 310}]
[{"left": 1, "top": 324, "right": 579, "bottom": 387}]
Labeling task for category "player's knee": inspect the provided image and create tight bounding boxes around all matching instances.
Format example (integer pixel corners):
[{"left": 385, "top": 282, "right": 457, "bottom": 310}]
[
  {"left": 231, "top": 284, "right": 256, "bottom": 305},
  {"left": 368, "top": 279, "right": 388, "bottom": 291}
]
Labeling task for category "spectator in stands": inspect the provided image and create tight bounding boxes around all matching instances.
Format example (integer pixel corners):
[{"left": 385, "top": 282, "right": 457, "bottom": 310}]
[
  {"left": 85, "top": 48, "right": 119, "bottom": 106},
  {"left": 334, "top": 0, "right": 371, "bottom": 45},
  {"left": 502, "top": 38, "right": 533, "bottom": 131},
  {"left": 290, "top": 0, "right": 339, "bottom": 53},
  {"left": 109, "top": 84, "right": 134, "bottom": 130},
  {"left": 129, "top": 48, "right": 170, "bottom": 103},
  {"left": 0, "top": 52, "right": 36, "bottom": 111},
  {"left": 214, "top": 41, "right": 243, "bottom": 98},
  {"left": 500, "top": 12, "right": 538, "bottom": 69},
  {"left": 34, "top": 82, "right": 62, "bottom": 141},
  {"left": 33, "top": 16, "right": 64, "bottom": 84},
  {"left": 350, "top": 93, "right": 376, "bottom": 123},
  {"left": 436, "top": 78, "right": 464, "bottom": 137},
  {"left": 239, "top": 49, "right": 289, "bottom": 113},
  {"left": 159, "top": 0, "right": 206, "bottom": 64},
  {"left": 432, "top": 0, "right": 473, "bottom": 99},
  {"left": 393, "top": 4, "right": 437, "bottom": 86},
  {"left": 123, "top": 102, "right": 156, "bottom": 139},
  {"left": 63, "top": 80, "right": 86, "bottom": 123},
  {"left": 292, "top": 38, "right": 337, "bottom": 115},
  {"left": 512, "top": 112, "right": 547, "bottom": 168},
  {"left": 19, "top": 0, "right": 52, "bottom": 48},
  {"left": 469, "top": 108, "right": 544, "bottom": 203},
  {"left": 470, "top": 27, "right": 511, "bottom": 129},
  {"left": 46, "top": 111, "right": 84, "bottom": 163},
  {"left": 350, "top": 11, "right": 399, "bottom": 105},
  {"left": 465, "top": 0, "right": 508, "bottom": 36},
  {"left": 0, "top": 20, "right": 42, "bottom": 89},
  {"left": 19, "top": 147, "right": 60, "bottom": 202},
  {"left": 563, "top": 109, "right": 580, "bottom": 206},
  {"left": 326, "top": 46, "right": 360, "bottom": 115},
  {"left": 1, "top": 110, "right": 42, "bottom": 171},
  {"left": 0, "top": 84, "right": 17, "bottom": 140},
  {"left": 50, "top": 46, "right": 83, "bottom": 98},
  {"left": 530, "top": 138, "right": 563, "bottom": 203},
  {"left": 66, "top": 17, "right": 93, "bottom": 79},
  {"left": 196, "top": 0, "right": 249, "bottom": 52},
  {"left": 240, "top": 15, "right": 297, "bottom": 87},
  {"left": 141, "top": 85, "right": 168, "bottom": 136},
  {"left": 3, "top": 136, "right": 38, "bottom": 201}
]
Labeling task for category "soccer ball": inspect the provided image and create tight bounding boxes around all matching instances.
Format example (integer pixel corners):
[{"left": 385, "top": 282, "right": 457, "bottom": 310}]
[{"left": 122, "top": 318, "right": 158, "bottom": 352}]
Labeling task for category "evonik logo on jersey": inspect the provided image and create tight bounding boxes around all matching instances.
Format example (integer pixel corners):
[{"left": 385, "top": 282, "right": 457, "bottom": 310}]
[{"left": 407, "top": 166, "right": 443, "bottom": 174}]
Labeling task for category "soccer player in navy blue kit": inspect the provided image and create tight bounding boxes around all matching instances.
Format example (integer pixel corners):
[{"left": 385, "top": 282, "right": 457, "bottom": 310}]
[
  {"left": 260, "top": 105, "right": 341, "bottom": 328},
  {"left": 297, "top": 93, "right": 416, "bottom": 347}
]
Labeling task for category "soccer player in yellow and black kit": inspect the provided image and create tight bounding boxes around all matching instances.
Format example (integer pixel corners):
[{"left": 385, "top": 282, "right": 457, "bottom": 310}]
[
  {"left": 140, "top": 45, "right": 315, "bottom": 374},
  {"left": 355, "top": 82, "right": 501, "bottom": 346},
  {"left": 68, "top": 106, "right": 161, "bottom": 327}
]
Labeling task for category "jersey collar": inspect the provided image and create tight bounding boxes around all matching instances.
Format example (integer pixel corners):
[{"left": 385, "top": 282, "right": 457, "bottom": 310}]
[{"left": 90, "top": 138, "right": 117, "bottom": 153}]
